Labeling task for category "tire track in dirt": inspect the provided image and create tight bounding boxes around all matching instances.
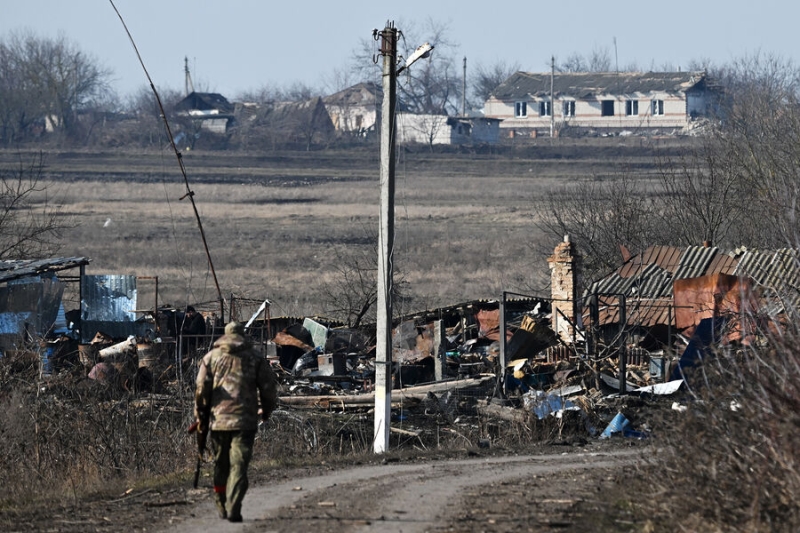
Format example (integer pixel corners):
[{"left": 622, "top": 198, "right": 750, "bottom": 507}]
[{"left": 166, "top": 448, "right": 642, "bottom": 533}]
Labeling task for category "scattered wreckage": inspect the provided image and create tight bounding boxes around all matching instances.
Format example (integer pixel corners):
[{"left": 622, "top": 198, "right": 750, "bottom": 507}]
[{"left": 7, "top": 238, "right": 791, "bottom": 446}]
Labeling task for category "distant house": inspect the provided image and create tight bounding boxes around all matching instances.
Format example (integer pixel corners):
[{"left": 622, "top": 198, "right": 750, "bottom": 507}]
[
  {"left": 174, "top": 92, "right": 235, "bottom": 134},
  {"left": 396, "top": 113, "right": 501, "bottom": 145},
  {"left": 322, "top": 82, "right": 381, "bottom": 135},
  {"left": 258, "top": 97, "right": 335, "bottom": 148},
  {"left": 484, "top": 71, "right": 716, "bottom": 136}
]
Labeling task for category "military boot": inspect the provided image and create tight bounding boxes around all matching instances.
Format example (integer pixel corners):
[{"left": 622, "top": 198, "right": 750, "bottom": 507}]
[
  {"left": 228, "top": 502, "right": 242, "bottom": 523},
  {"left": 214, "top": 494, "right": 227, "bottom": 519}
]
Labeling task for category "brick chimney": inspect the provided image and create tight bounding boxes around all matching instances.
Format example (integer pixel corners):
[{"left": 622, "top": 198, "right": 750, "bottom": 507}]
[{"left": 548, "top": 235, "right": 581, "bottom": 344}]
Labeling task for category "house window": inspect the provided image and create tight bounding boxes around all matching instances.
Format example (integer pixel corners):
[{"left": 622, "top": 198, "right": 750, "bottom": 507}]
[
  {"left": 601, "top": 100, "right": 615, "bottom": 116},
  {"left": 652, "top": 99, "right": 664, "bottom": 116},
  {"left": 539, "top": 101, "right": 551, "bottom": 117},
  {"left": 563, "top": 101, "right": 575, "bottom": 117},
  {"left": 625, "top": 100, "right": 639, "bottom": 116},
  {"left": 514, "top": 101, "right": 527, "bottom": 118}
]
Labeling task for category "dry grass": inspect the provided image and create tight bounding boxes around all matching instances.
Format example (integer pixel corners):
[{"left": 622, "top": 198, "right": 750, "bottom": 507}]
[{"left": 22, "top": 141, "right": 661, "bottom": 316}]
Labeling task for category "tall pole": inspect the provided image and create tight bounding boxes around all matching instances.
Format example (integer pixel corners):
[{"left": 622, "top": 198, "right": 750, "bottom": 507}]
[
  {"left": 462, "top": 56, "right": 467, "bottom": 117},
  {"left": 550, "top": 55, "right": 555, "bottom": 138},
  {"left": 374, "top": 22, "right": 397, "bottom": 454}
]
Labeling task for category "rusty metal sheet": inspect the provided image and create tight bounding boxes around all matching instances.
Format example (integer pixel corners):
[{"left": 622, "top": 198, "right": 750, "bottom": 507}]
[
  {"left": 272, "top": 331, "right": 313, "bottom": 352},
  {"left": 475, "top": 308, "right": 503, "bottom": 341},
  {"left": 673, "top": 273, "right": 758, "bottom": 341}
]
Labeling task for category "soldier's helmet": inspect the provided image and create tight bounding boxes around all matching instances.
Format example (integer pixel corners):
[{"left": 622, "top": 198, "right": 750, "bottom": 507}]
[{"left": 225, "top": 321, "right": 245, "bottom": 336}]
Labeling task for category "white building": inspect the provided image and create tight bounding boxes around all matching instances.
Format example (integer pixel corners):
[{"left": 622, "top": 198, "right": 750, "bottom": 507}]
[{"left": 484, "top": 71, "right": 716, "bottom": 136}]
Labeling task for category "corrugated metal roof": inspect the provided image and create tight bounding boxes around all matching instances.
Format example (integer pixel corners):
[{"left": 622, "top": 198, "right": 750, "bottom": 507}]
[
  {"left": 0, "top": 257, "right": 90, "bottom": 284},
  {"left": 491, "top": 71, "right": 707, "bottom": 100},
  {"left": 586, "top": 296, "right": 675, "bottom": 328},
  {"left": 673, "top": 246, "right": 718, "bottom": 281},
  {"left": 706, "top": 251, "right": 739, "bottom": 275},
  {"left": 588, "top": 245, "right": 800, "bottom": 327},
  {"left": 734, "top": 249, "right": 800, "bottom": 313}
]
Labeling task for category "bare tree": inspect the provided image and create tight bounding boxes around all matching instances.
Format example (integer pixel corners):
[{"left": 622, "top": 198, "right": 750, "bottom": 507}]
[
  {"left": 317, "top": 229, "right": 408, "bottom": 328},
  {"left": 655, "top": 134, "right": 748, "bottom": 247},
  {"left": 538, "top": 169, "right": 664, "bottom": 283},
  {"left": 351, "top": 19, "right": 461, "bottom": 115},
  {"left": 396, "top": 19, "right": 461, "bottom": 115},
  {"left": 0, "top": 154, "right": 73, "bottom": 259},
  {"left": 0, "top": 31, "right": 113, "bottom": 143},
  {"left": 557, "top": 45, "right": 612, "bottom": 73},
  {"left": 470, "top": 60, "right": 520, "bottom": 106}
]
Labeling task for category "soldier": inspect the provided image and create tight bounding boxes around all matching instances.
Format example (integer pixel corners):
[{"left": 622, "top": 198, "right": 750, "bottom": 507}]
[
  {"left": 181, "top": 306, "right": 206, "bottom": 355},
  {"left": 195, "top": 321, "right": 278, "bottom": 522}
]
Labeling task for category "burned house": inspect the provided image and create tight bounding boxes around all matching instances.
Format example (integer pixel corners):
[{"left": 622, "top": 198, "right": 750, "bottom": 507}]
[{"left": 580, "top": 244, "right": 800, "bottom": 381}]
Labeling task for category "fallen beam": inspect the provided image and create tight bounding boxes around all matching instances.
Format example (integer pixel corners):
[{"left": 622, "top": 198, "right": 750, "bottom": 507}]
[
  {"left": 476, "top": 400, "right": 530, "bottom": 424},
  {"left": 278, "top": 375, "right": 495, "bottom": 408}
]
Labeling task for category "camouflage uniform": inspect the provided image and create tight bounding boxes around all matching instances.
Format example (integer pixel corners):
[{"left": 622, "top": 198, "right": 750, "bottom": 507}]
[{"left": 195, "top": 322, "right": 278, "bottom": 522}]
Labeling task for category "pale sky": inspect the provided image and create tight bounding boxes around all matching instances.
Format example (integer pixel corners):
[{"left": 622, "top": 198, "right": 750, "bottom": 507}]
[{"left": 2, "top": 0, "right": 796, "bottom": 99}]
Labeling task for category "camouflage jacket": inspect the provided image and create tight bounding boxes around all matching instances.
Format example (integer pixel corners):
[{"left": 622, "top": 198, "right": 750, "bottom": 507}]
[{"left": 194, "top": 334, "right": 278, "bottom": 431}]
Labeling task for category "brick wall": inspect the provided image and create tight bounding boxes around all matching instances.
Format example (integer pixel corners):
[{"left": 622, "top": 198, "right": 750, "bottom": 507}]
[{"left": 548, "top": 236, "right": 581, "bottom": 344}]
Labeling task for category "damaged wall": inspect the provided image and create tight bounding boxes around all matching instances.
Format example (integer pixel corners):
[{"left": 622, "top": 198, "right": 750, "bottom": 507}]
[{"left": 548, "top": 236, "right": 581, "bottom": 344}]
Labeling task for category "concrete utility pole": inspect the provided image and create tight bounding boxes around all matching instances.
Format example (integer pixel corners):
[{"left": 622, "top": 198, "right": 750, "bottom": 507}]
[
  {"left": 373, "top": 23, "right": 432, "bottom": 454},
  {"left": 550, "top": 55, "right": 555, "bottom": 138},
  {"left": 374, "top": 22, "right": 398, "bottom": 454}
]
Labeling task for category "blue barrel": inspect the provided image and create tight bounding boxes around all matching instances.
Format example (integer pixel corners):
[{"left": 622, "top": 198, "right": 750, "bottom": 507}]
[{"left": 40, "top": 345, "right": 56, "bottom": 377}]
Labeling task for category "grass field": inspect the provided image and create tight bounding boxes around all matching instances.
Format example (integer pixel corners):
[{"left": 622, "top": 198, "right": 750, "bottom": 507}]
[{"left": 0, "top": 137, "right": 692, "bottom": 318}]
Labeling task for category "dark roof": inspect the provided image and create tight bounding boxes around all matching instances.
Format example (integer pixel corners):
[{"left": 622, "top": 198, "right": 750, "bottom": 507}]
[
  {"left": 0, "top": 257, "right": 91, "bottom": 284},
  {"left": 174, "top": 92, "right": 234, "bottom": 113},
  {"left": 491, "top": 71, "right": 708, "bottom": 100}
]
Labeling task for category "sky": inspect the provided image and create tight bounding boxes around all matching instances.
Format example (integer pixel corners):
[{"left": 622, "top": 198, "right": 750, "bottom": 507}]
[{"left": 2, "top": 0, "right": 797, "bottom": 100}]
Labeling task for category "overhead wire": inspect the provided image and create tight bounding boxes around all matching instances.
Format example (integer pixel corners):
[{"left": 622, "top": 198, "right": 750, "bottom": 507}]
[{"left": 109, "top": 0, "right": 225, "bottom": 318}]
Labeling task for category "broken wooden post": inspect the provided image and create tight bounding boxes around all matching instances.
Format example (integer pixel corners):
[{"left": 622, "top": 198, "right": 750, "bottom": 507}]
[
  {"left": 433, "top": 319, "right": 445, "bottom": 381},
  {"left": 498, "top": 293, "right": 507, "bottom": 397}
]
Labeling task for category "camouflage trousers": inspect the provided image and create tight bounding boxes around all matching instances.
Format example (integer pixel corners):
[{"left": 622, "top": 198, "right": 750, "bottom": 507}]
[{"left": 210, "top": 430, "right": 256, "bottom": 519}]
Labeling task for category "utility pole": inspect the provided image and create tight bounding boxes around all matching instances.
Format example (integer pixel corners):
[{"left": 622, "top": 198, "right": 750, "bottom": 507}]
[
  {"left": 374, "top": 22, "right": 398, "bottom": 454},
  {"left": 184, "top": 56, "right": 194, "bottom": 96},
  {"left": 550, "top": 55, "right": 555, "bottom": 138},
  {"left": 462, "top": 56, "right": 467, "bottom": 117}
]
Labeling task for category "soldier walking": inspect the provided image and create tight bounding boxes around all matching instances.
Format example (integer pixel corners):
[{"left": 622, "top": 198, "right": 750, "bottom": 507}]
[{"left": 194, "top": 321, "right": 278, "bottom": 522}]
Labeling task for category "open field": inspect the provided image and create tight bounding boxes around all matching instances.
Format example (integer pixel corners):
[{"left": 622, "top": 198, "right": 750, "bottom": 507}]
[{"left": 0, "top": 137, "right": 693, "bottom": 318}]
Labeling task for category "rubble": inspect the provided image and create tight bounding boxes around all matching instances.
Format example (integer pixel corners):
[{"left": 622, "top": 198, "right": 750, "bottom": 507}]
[{"left": 6, "top": 238, "right": 794, "bottom": 449}]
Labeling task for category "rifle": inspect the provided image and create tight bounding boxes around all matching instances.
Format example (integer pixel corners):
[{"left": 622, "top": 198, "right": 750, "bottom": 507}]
[{"left": 187, "top": 420, "right": 208, "bottom": 489}]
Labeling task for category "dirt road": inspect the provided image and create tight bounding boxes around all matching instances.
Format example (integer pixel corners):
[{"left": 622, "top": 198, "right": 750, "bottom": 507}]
[{"left": 166, "top": 446, "right": 642, "bottom": 533}]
